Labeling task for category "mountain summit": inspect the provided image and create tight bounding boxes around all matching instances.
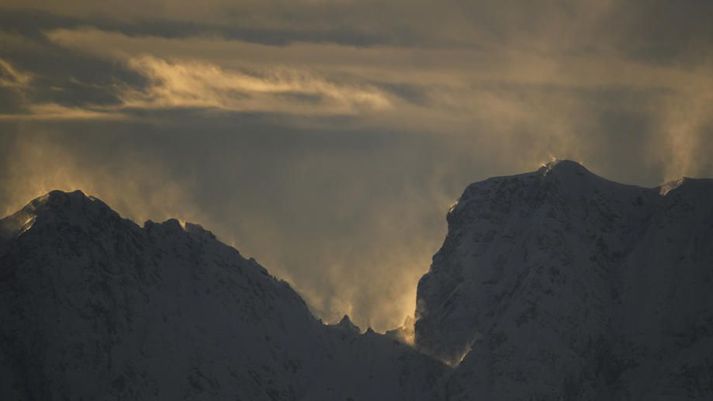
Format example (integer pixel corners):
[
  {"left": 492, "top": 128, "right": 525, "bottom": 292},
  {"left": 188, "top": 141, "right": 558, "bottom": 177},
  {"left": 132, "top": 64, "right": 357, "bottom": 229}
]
[
  {"left": 416, "top": 160, "right": 713, "bottom": 400},
  {"left": 0, "top": 190, "right": 445, "bottom": 401},
  {"left": 538, "top": 158, "right": 592, "bottom": 175}
]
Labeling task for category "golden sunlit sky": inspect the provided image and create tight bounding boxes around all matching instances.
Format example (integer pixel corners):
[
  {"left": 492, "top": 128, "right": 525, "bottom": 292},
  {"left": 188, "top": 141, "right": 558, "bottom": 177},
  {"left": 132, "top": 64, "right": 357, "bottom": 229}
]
[{"left": 1, "top": 0, "right": 712, "bottom": 330}]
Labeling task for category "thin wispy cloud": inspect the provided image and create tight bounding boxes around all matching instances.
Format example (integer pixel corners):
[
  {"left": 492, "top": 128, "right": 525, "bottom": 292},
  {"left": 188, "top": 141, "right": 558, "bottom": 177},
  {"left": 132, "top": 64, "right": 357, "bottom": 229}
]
[
  {"left": 0, "top": 59, "right": 32, "bottom": 88},
  {"left": 0, "top": 103, "right": 125, "bottom": 121},
  {"left": 120, "top": 55, "right": 392, "bottom": 115}
]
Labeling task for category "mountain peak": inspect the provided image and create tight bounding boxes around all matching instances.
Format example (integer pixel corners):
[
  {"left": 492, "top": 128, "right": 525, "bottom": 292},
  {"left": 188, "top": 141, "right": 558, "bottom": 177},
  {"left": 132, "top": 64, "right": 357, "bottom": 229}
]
[
  {"left": 334, "top": 314, "right": 361, "bottom": 333},
  {"left": 417, "top": 161, "right": 713, "bottom": 400},
  {"left": 45, "top": 189, "right": 90, "bottom": 201},
  {"left": 656, "top": 176, "right": 713, "bottom": 197},
  {"left": 0, "top": 190, "right": 129, "bottom": 243},
  {"left": 538, "top": 159, "right": 592, "bottom": 177},
  {"left": 143, "top": 218, "right": 217, "bottom": 240},
  {"left": 26, "top": 189, "right": 112, "bottom": 215},
  {"left": 1, "top": 190, "right": 448, "bottom": 401}
]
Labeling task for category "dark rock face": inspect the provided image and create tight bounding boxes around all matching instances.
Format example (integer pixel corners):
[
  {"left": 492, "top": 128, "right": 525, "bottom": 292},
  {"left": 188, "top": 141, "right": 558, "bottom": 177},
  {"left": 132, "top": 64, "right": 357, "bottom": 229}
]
[
  {"left": 415, "top": 160, "right": 713, "bottom": 400},
  {"left": 4, "top": 160, "right": 713, "bottom": 401},
  {"left": 0, "top": 190, "right": 445, "bottom": 401}
]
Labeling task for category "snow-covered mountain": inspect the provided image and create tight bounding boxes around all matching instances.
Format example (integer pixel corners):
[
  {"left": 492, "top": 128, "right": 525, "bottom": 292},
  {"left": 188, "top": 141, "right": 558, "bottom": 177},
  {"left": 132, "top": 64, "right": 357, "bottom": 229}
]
[
  {"left": 416, "top": 160, "right": 713, "bottom": 400},
  {"left": 3, "top": 160, "right": 713, "bottom": 401},
  {"left": 0, "top": 190, "right": 445, "bottom": 401}
]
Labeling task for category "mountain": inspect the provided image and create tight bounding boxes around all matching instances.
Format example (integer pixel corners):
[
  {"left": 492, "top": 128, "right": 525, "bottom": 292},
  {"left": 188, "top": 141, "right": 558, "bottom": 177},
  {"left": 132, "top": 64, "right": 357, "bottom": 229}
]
[
  {"left": 415, "top": 160, "right": 713, "bottom": 400},
  {"left": 0, "top": 190, "right": 446, "bottom": 401},
  {"left": 3, "top": 161, "right": 713, "bottom": 401}
]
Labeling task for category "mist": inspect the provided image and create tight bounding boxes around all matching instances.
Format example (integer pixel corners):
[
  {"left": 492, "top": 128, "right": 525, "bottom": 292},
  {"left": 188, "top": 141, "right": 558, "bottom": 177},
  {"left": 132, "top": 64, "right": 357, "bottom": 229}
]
[{"left": 2, "top": 0, "right": 713, "bottom": 331}]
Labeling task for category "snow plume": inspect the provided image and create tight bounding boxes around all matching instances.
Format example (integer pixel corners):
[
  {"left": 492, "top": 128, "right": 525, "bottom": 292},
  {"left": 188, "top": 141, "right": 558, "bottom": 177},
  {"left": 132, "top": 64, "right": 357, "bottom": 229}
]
[
  {"left": 0, "top": 132, "right": 209, "bottom": 228},
  {"left": 0, "top": 130, "right": 457, "bottom": 332},
  {"left": 655, "top": 62, "right": 713, "bottom": 180}
]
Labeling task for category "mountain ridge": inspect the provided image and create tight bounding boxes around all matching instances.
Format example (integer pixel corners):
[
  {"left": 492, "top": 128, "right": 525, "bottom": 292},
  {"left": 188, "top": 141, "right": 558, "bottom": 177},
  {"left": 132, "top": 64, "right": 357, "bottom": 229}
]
[
  {"left": 415, "top": 159, "right": 713, "bottom": 400},
  {"left": 2, "top": 159, "right": 713, "bottom": 400},
  {"left": 0, "top": 189, "right": 446, "bottom": 401}
]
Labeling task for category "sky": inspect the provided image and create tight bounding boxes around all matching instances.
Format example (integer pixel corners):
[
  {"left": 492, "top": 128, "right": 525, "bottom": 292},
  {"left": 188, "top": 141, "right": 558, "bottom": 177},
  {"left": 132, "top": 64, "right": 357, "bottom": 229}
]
[{"left": 1, "top": 0, "right": 712, "bottom": 331}]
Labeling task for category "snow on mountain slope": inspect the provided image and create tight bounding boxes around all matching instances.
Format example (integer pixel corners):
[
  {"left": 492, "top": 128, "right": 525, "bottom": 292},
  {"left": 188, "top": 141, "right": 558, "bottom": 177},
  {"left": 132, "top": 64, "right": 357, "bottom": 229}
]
[
  {"left": 415, "top": 160, "right": 713, "bottom": 400},
  {"left": 0, "top": 190, "right": 446, "bottom": 401},
  {"left": 4, "top": 162, "right": 712, "bottom": 401}
]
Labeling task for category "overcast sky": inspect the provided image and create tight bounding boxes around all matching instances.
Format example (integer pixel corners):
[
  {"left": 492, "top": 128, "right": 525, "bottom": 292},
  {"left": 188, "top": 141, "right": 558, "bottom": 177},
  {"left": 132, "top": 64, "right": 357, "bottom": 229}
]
[{"left": 1, "top": 0, "right": 712, "bottom": 330}]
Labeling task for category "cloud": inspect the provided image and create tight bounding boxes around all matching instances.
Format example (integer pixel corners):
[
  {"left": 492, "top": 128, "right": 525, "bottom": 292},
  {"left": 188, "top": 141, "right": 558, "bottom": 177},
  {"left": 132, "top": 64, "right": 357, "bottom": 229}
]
[
  {"left": 0, "top": 59, "right": 32, "bottom": 88},
  {"left": 0, "top": 55, "right": 126, "bottom": 120},
  {"left": 40, "top": 26, "right": 712, "bottom": 161},
  {"left": 119, "top": 55, "right": 391, "bottom": 115},
  {"left": 0, "top": 103, "right": 125, "bottom": 120}
]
